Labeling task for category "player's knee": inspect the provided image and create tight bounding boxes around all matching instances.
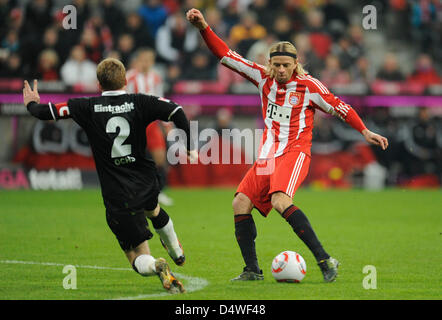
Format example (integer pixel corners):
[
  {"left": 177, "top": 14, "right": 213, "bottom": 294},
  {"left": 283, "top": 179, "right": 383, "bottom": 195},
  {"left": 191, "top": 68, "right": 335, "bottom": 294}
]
[
  {"left": 232, "top": 193, "right": 253, "bottom": 214},
  {"left": 144, "top": 204, "right": 160, "bottom": 218},
  {"left": 271, "top": 192, "right": 292, "bottom": 214}
]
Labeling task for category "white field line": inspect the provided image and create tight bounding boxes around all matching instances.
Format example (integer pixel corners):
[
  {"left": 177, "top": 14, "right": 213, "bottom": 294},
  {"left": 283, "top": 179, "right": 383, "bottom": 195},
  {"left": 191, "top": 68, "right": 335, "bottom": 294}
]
[{"left": 0, "top": 259, "right": 209, "bottom": 300}]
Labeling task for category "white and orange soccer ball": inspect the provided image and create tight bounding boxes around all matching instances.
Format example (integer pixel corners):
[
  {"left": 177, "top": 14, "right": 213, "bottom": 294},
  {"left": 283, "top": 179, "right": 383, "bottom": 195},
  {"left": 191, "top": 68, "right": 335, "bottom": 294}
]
[{"left": 271, "top": 251, "right": 307, "bottom": 283}]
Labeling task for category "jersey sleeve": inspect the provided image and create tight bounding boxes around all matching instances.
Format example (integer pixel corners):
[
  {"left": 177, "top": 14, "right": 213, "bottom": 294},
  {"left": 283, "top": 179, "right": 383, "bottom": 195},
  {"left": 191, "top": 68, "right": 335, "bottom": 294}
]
[
  {"left": 137, "top": 94, "right": 193, "bottom": 150},
  {"left": 200, "top": 26, "right": 266, "bottom": 87},
  {"left": 306, "top": 76, "right": 367, "bottom": 133},
  {"left": 48, "top": 98, "right": 90, "bottom": 124},
  {"left": 135, "top": 94, "right": 181, "bottom": 123}
]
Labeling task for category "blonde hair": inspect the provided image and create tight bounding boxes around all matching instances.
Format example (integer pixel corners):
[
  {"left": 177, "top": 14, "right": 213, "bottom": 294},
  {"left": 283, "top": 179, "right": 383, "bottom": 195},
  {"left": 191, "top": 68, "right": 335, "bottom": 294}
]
[
  {"left": 96, "top": 58, "right": 126, "bottom": 91},
  {"left": 266, "top": 41, "right": 307, "bottom": 78}
]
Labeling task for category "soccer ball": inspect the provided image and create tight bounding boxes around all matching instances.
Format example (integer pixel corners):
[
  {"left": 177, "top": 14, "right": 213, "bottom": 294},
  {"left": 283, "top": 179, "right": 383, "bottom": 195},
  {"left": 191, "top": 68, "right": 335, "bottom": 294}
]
[{"left": 271, "top": 251, "right": 307, "bottom": 283}]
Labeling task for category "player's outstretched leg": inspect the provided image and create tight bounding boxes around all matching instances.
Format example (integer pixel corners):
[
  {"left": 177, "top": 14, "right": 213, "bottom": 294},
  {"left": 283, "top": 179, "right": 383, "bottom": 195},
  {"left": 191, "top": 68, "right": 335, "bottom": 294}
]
[
  {"left": 279, "top": 203, "right": 339, "bottom": 282},
  {"left": 148, "top": 207, "right": 185, "bottom": 266},
  {"left": 131, "top": 251, "right": 185, "bottom": 293},
  {"left": 155, "top": 257, "right": 186, "bottom": 294}
]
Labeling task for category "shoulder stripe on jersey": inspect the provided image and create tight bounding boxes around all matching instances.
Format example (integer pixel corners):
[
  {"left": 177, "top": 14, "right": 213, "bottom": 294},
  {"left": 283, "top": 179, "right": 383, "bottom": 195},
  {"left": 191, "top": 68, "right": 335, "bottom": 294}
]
[
  {"left": 298, "top": 75, "right": 329, "bottom": 94},
  {"left": 307, "top": 76, "right": 329, "bottom": 94},
  {"left": 48, "top": 102, "right": 56, "bottom": 121},
  {"left": 168, "top": 106, "right": 182, "bottom": 121}
]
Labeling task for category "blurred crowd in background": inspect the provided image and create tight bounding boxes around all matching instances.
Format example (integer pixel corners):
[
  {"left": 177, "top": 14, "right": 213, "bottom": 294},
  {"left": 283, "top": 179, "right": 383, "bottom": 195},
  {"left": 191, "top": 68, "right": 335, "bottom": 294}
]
[
  {"left": 1, "top": 0, "right": 441, "bottom": 93},
  {"left": 0, "top": 0, "right": 441, "bottom": 189}
]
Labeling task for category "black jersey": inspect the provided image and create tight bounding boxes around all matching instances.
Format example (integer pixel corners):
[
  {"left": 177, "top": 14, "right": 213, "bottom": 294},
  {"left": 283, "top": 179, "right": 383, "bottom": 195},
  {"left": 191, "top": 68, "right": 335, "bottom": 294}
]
[{"left": 40, "top": 91, "right": 188, "bottom": 213}]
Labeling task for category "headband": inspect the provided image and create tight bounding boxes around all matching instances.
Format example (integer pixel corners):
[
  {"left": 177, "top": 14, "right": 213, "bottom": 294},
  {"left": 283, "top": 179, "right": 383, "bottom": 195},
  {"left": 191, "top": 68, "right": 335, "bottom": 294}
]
[{"left": 270, "top": 52, "right": 297, "bottom": 59}]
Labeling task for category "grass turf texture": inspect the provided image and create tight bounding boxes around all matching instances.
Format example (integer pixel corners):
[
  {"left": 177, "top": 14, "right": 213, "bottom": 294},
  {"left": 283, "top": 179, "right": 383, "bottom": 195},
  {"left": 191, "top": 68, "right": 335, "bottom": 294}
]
[{"left": 0, "top": 188, "right": 440, "bottom": 300}]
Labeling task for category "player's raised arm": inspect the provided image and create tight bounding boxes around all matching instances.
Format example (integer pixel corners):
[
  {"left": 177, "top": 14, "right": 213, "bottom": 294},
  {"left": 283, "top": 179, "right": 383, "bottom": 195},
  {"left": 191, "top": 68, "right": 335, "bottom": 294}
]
[
  {"left": 186, "top": 8, "right": 266, "bottom": 86},
  {"left": 305, "top": 76, "right": 388, "bottom": 150},
  {"left": 23, "top": 79, "right": 74, "bottom": 121},
  {"left": 23, "top": 79, "right": 53, "bottom": 120}
]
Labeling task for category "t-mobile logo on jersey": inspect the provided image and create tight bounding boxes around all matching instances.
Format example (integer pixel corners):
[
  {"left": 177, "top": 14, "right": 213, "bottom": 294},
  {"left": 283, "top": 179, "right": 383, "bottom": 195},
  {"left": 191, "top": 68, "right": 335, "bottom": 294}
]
[{"left": 266, "top": 102, "right": 291, "bottom": 124}]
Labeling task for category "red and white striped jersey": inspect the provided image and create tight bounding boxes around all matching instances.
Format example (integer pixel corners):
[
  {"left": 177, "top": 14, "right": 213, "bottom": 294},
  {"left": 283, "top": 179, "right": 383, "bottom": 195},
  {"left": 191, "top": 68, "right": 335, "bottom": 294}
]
[
  {"left": 200, "top": 26, "right": 366, "bottom": 159},
  {"left": 126, "top": 68, "right": 164, "bottom": 96}
]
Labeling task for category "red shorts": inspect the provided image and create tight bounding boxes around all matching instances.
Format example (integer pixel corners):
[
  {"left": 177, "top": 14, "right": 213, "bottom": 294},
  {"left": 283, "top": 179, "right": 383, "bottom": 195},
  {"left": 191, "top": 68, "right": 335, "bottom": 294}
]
[
  {"left": 236, "top": 151, "right": 310, "bottom": 217},
  {"left": 146, "top": 121, "right": 166, "bottom": 151}
]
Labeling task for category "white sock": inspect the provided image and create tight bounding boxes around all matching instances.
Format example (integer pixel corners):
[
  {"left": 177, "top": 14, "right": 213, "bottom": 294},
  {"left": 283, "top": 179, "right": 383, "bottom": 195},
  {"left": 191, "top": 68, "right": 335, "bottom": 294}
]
[
  {"left": 155, "top": 219, "right": 183, "bottom": 259},
  {"left": 133, "top": 254, "right": 156, "bottom": 276}
]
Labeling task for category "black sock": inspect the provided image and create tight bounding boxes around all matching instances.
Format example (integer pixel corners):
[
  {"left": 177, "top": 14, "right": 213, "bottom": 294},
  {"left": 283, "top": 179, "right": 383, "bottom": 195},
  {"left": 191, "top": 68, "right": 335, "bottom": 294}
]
[
  {"left": 149, "top": 208, "right": 170, "bottom": 229},
  {"left": 281, "top": 205, "right": 329, "bottom": 263},
  {"left": 234, "top": 214, "right": 260, "bottom": 273}
]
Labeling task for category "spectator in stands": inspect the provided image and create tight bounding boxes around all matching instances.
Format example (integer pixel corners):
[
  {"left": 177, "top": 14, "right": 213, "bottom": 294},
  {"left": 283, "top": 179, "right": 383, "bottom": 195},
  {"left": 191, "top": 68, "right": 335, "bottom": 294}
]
[
  {"left": 321, "top": 0, "right": 350, "bottom": 40},
  {"left": 60, "top": 45, "right": 97, "bottom": 88},
  {"left": 229, "top": 11, "right": 267, "bottom": 54},
  {"left": 164, "top": 63, "right": 182, "bottom": 94},
  {"left": 219, "top": 0, "right": 241, "bottom": 31},
  {"left": 101, "top": 0, "right": 126, "bottom": 36},
  {"left": 204, "top": 6, "right": 229, "bottom": 39},
  {"left": 124, "top": 12, "right": 155, "bottom": 49},
  {"left": 214, "top": 107, "right": 234, "bottom": 137},
  {"left": 181, "top": 49, "right": 216, "bottom": 80},
  {"left": 82, "top": 12, "right": 113, "bottom": 63},
  {"left": 0, "top": 52, "right": 25, "bottom": 78},
  {"left": 20, "top": 0, "right": 52, "bottom": 38},
  {"left": 20, "top": 26, "right": 65, "bottom": 80},
  {"left": 318, "top": 54, "right": 350, "bottom": 88},
  {"left": 402, "top": 107, "right": 441, "bottom": 183},
  {"left": 52, "top": 10, "right": 82, "bottom": 59},
  {"left": 331, "top": 36, "right": 360, "bottom": 71},
  {"left": 35, "top": 49, "right": 60, "bottom": 81},
  {"left": 410, "top": 0, "right": 438, "bottom": 53},
  {"left": 156, "top": 11, "right": 199, "bottom": 65},
  {"left": 281, "top": 0, "right": 305, "bottom": 32},
  {"left": 0, "top": 0, "right": 19, "bottom": 39},
  {"left": 364, "top": 107, "right": 401, "bottom": 185},
  {"left": 1, "top": 29, "right": 20, "bottom": 54},
  {"left": 272, "top": 13, "right": 293, "bottom": 41},
  {"left": 79, "top": 26, "right": 103, "bottom": 65},
  {"left": 305, "top": 9, "right": 332, "bottom": 59},
  {"left": 248, "top": 0, "right": 276, "bottom": 31},
  {"left": 407, "top": 53, "right": 441, "bottom": 86},
  {"left": 347, "top": 24, "right": 365, "bottom": 59},
  {"left": 138, "top": 0, "right": 169, "bottom": 38},
  {"left": 71, "top": 0, "right": 91, "bottom": 33},
  {"left": 247, "top": 33, "right": 278, "bottom": 65},
  {"left": 376, "top": 53, "right": 405, "bottom": 81},
  {"left": 116, "top": 33, "right": 136, "bottom": 66},
  {"left": 350, "top": 56, "right": 375, "bottom": 86},
  {"left": 104, "top": 49, "right": 121, "bottom": 60},
  {"left": 40, "top": 27, "right": 66, "bottom": 62},
  {"left": 291, "top": 32, "right": 323, "bottom": 76}
]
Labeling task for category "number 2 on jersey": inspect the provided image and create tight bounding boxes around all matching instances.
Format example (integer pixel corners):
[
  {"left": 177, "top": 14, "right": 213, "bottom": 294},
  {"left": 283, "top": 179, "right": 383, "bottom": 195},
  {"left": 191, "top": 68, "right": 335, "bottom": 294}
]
[{"left": 106, "top": 116, "right": 132, "bottom": 158}]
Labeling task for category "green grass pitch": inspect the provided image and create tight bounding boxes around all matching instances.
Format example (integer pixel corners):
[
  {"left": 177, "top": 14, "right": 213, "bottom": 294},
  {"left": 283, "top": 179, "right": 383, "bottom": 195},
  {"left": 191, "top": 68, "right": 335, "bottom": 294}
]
[{"left": 0, "top": 188, "right": 440, "bottom": 300}]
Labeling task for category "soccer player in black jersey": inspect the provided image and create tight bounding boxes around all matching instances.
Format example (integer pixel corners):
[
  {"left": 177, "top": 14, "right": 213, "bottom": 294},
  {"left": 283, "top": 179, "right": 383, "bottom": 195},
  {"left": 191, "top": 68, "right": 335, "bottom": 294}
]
[{"left": 23, "top": 58, "right": 197, "bottom": 294}]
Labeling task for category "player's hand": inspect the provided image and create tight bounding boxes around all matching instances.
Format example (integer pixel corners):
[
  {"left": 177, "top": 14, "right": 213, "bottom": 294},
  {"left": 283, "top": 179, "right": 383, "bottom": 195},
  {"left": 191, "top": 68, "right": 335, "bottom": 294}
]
[
  {"left": 186, "top": 8, "right": 208, "bottom": 30},
  {"left": 362, "top": 129, "right": 388, "bottom": 150},
  {"left": 187, "top": 149, "right": 198, "bottom": 164},
  {"left": 23, "top": 79, "right": 40, "bottom": 106}
]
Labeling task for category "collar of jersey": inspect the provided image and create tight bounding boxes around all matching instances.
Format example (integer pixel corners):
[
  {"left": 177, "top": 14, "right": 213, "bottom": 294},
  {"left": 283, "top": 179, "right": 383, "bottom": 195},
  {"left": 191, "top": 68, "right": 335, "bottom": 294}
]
[{"left": 102, "top": 90, "right": 127, "bottom": 96}]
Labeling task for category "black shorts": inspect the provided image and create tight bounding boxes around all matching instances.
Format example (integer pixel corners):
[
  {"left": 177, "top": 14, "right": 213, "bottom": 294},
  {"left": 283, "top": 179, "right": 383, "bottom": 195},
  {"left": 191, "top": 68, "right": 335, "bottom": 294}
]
[{"left": 106, "top": 210, "right": 154, "bottom": 251}]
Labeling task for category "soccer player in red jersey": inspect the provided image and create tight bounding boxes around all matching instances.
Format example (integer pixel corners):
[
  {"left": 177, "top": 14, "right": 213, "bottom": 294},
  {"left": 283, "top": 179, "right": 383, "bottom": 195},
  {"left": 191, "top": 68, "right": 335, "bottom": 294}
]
[{"left": 187, "top": 8, "right": 388, "bottom": 282}]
